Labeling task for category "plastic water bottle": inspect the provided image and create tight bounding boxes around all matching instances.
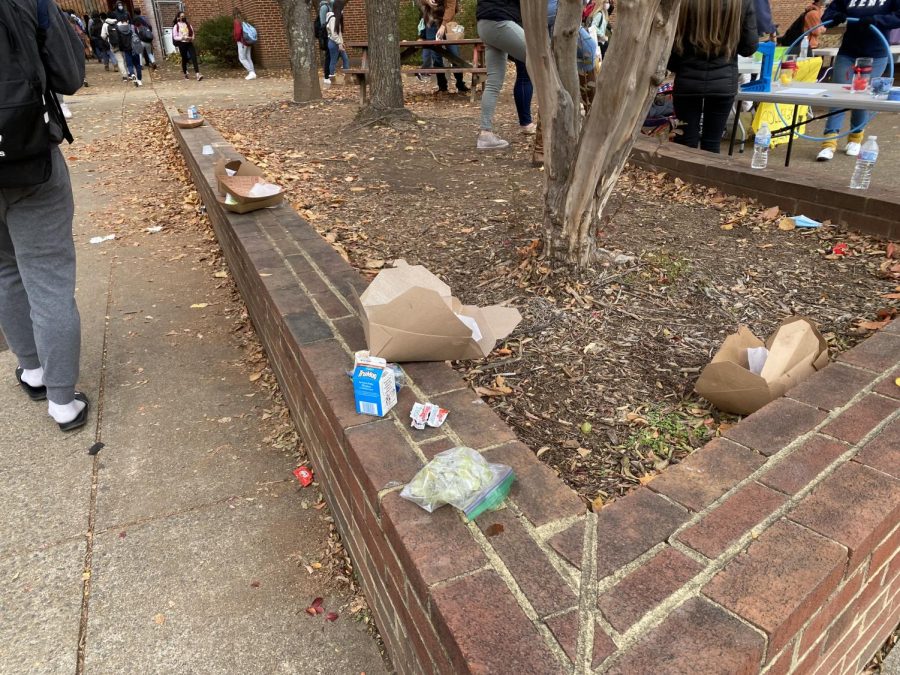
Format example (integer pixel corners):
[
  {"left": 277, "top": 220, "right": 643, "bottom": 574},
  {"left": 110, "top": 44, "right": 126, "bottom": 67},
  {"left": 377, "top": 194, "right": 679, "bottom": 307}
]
[
  {"left": 751, "top": 123, "right": 771, "bottom": 169},
  {"left": 187, "top": 105, "right": 198, "bottom": 120},
  {"left": 799, "top": 35, "right": 809, "bottom": 60},
  {"left": 849, "top": 136, "right": 878, "bottom": 190}
]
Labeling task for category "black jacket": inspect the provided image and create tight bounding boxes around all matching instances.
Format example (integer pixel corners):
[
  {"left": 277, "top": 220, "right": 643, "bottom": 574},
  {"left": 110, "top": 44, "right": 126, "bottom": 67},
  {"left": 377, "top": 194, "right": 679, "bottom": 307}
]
[
  {"left": 7, "top": 0, "right": 85, "bottom": 144},
  {"left": 668, "top": 0, "right": 758, "bottom": 97},
  {"left": 476, "top": 0, "right": 521, "bottom": 24}
]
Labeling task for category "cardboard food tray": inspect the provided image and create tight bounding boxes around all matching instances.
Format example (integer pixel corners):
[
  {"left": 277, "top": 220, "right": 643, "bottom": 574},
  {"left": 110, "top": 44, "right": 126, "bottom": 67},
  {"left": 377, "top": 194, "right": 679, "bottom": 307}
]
[
  {"left": 217, "top": 193, "right": 283, "bottom": 214},
  {"left": 213, "top": 159, "right": 266, "bottom": 197},
  {"left": 219, "top": 175, "right": 284, "bottom": 203},
  {"left": 358, "top": 260, "right": 521, "bottom": 362},
  {"left": 173, "top": 114, "right": 204, "bottom": 129},
  {"left": 694, "top": 316, "right": 829, "bottom": 415}
]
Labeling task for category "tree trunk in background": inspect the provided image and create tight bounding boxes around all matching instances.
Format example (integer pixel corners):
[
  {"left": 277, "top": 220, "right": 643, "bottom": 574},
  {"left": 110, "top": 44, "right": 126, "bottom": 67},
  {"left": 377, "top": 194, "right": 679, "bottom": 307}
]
[
  {"left": 279, "top": 0, "right": 322, "bottom": 103},
  {"left": 523, "top": 0, "right": 681, "bottom": 267},
  {"left": 357, "top": 0, "right": 410, "bottom": 121}
]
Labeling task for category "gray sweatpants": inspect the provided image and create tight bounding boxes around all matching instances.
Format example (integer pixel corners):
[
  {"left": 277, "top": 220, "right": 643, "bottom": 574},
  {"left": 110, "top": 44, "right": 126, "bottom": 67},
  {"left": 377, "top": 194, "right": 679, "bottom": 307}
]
[
  {"left": 477, "top": 19, "right": 527, "bottom": 131},
  {"left": 0, "top": 147, "right": 81, "bottom": 404}
]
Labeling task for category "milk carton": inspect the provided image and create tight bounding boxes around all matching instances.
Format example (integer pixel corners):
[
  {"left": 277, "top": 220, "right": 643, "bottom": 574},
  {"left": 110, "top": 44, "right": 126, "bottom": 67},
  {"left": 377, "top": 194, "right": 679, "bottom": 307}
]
[{"left": 352, "top": 351, "right": 397, "bottom": 417}]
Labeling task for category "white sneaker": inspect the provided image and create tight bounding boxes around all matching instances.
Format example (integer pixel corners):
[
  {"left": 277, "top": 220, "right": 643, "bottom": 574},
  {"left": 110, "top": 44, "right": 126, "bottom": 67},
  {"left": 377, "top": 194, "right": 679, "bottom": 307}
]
[
  {"left": 817, "top": 147, "right": 835, "bottom": 162},
  {"left": 245, "top": 71, "right": 257, "bottom": 80},
  {"left": 324, "top": 77, "right": 333, "bottom": 85},
  {"left": 135, "top": 79, "right": 142, "bottom": 87},
  {"left": 196, "top": 72, "right": 203, "bottom": 81},
  {"left": 60, "top": 103, "right": 72, "bottom": 119},
  {"left": 476, "top": 131, "right": 509, "bottom": 150},
  {"left": 845, "top": 142, "right": 861, "bottom": 157},
  {"left": 520, "top": 122, "right": 537, "bottom": 135}
]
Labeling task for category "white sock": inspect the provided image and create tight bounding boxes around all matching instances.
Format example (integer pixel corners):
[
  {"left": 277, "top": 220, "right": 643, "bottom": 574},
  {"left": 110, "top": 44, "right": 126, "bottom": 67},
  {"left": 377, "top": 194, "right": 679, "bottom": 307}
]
[
  {"left": 48, "top": 399, "right": 86, "bottom": 424},
  {"left": 21, "top": 367, "right": 44, "bottom": 387}
]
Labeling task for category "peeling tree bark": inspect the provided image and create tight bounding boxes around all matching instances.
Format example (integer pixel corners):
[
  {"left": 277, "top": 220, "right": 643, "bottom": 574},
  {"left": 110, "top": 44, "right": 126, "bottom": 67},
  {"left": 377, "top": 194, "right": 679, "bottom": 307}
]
[
  {"left": 356, "top": 0, "right": 411, "bottom": 122},
  {"left": 278, "top": 0, "right": 322, "bottom": 103},
  {"left": 523, "top": 0, "right": 681, "bottom": 267}
]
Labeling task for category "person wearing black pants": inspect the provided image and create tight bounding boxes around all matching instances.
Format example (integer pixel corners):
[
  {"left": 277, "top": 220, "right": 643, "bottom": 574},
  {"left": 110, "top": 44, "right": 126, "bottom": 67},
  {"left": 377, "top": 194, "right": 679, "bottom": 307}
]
[
  {"left": 173, "top": 11, "right": 202, "bottom": 80},
  {"left": 668, "top": 0, "right": 758, "bottom": 153}
]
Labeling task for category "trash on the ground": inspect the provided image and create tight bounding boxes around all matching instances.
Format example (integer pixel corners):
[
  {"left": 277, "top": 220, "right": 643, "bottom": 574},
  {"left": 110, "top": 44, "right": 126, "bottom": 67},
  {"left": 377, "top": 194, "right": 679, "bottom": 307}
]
[
  {"left": 89, "top": 234, "right": 115, "bottom": 244},
  {"left": 306, "top": 597, "right": 325, "bottom": 616},
  {"left": 201, "top": 144, "right": 214, "bottom": 155},
  {"left": 400, "top": 446, "right": 515, "bottom": 520},
  {"left": 293, "top": 465, "right": 314, "bottom": 486},
  {"left": 792, "top": 215, "right": 822, "bottom": 228},
  {"left": 190, "top": 303, "right": 209, "bottom": 309},
  {"left": 410, "top": 402, "right": 449, "bottom": 430},
  {"left": 87, "top": 442, "right": 104, "bottom": 456},
  {"left": 145, "top": 226, "right": 163, "bottom": 233},
  {"left": 214, "top": 159, "right": 284, "bottom": 214},
  {"left": 358, "top": 260, "right": 521, "bottom": 362},
  {"left": 352, "top": 351, "right": 397, "bottom": 416},
  {"left": 832, "top": 243, "right": 850, "bottom": 256},
  {"left": 694, "top": 317, "right": 828, "bottom": 415},
  {"left": 325, "top": 612, "right": 339, "bottom": 622},
  {"left": 746, "top": 346, "right": 769, "bottom": 375}
]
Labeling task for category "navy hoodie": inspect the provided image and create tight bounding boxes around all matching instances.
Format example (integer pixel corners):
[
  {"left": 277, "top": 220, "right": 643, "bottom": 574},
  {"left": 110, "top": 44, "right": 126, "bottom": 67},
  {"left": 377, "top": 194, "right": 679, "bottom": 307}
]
[{"left": 824, "top": 0, "right": 900, "bottom": 58}]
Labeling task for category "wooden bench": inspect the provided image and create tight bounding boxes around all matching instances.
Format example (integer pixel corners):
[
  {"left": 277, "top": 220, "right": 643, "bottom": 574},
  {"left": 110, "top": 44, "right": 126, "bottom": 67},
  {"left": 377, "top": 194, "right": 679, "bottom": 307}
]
[{"left": 342, "top": 39, "right": 487, "bottom": 104}]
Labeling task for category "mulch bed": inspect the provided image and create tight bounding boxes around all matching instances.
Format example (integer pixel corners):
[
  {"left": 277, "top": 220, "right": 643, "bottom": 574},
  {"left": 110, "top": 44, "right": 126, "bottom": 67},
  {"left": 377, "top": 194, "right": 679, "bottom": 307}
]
[{"left": 205, "top": 74, "right": 899, "bottom": 506}]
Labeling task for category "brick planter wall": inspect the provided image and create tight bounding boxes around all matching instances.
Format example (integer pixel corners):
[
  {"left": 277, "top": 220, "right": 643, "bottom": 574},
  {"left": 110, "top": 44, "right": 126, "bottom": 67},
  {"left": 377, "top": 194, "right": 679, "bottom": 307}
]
[
  {"left": 170, "top": 110, "right": 900, "bottom": 674},
  {"left": 629, "top": 136, "right": 900, "bottom": 241}
]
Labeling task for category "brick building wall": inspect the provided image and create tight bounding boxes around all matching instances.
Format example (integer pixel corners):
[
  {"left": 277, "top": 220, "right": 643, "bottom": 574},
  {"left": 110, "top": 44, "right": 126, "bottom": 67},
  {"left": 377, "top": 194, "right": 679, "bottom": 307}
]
[{"left": 181, "top": 0, "right": 373, "bottom": 69}]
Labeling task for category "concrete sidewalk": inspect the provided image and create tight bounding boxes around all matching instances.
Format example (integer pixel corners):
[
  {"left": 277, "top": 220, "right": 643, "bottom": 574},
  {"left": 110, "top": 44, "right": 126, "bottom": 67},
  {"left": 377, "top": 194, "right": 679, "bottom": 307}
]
[{"left": 0, "top": 64, "right": 386, "bottom": 674}]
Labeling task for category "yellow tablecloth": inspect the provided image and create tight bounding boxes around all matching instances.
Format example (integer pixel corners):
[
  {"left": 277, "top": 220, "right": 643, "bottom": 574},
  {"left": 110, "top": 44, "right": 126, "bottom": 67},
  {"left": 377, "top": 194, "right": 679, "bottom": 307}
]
[{"left": 752, "top": 57, "right": 824, "bottom": 146}]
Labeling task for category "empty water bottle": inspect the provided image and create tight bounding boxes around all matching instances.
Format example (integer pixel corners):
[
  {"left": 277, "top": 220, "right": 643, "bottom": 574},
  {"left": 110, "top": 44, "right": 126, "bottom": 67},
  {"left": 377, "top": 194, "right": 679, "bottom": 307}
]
[
  {"left": 849, "top": 136, "right": 878, "bottom": 190},
  {"left": 751, "top": 123, "right": 771, "bottom": 169},
  {"left": 799, "top": 35, "right": 809, "bottom": 60}
]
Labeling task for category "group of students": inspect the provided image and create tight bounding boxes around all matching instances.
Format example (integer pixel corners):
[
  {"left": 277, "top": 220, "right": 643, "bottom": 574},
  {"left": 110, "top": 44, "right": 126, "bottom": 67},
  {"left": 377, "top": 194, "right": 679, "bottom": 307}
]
[{"left": 474, "top": 0, "right": 900, "bottom": 161}]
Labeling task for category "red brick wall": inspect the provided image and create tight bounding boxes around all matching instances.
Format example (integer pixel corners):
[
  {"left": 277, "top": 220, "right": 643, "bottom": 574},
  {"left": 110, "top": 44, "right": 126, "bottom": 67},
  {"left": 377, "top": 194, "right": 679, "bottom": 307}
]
[
  {"left": 172, "top": 112, "right": 900, "bottom": 675},
  {"left": 183, "top": 0, "right": 373, "bottom": 68}
]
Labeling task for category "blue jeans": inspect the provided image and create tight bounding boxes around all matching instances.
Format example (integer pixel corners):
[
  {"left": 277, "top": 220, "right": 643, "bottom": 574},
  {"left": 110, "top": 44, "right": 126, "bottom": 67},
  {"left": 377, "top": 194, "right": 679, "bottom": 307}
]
[
  {"left": 123, "top": 50, "right": 142, "bottom": 80},
  {"left": 327, "top": 40, "right": 349, "bottom": 77},
  {"left": 513, "top": 59, "right": 532, "bottom": 125},
  {"left": 824, "top": 54, "right": 889, "bottom": 137},
  {"left": 424, "top": 25, "right": 466, "bottom": 90}
]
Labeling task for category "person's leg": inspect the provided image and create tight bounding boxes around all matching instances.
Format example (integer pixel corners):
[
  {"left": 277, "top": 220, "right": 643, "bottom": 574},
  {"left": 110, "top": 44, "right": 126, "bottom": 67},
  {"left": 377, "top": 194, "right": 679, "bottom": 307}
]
[
  {"left": 449, "top": 44, "right": 467, "bottom": 90},
  {"left": 238, "top": 43, "right": 255, "bottom": 74},
  {"left": 847, "top": 56, "right": 889, "bottom": 144},
  {"left": 673, "top": 94, "right": 702, "bottom": 148},
  {"left": 322, "top": 47, "right": 331, "bottom": 80},
  {"left": 327, "top": 40, "right": 339, "bottom": 77},
  {"left": 114, "top": 49, "right": 128, "bottom": 77},
  {"left": 145, "top": 44, "right": 155, "bottom": 66},
  {"left": 424, "top": 24, "right": 448, "bottom": 91},
  {"left": 0, "top": 198, "right": 41, "bottom": 377},
  {"left": 178, "top": 43, "right": 189, "bottom": 74},
  {"left": 513, "top": 59, "right": 533, "bottom": 126},
  {"left": 698, "top": 96, "right": 734, "bottom": 153},
  {"left": 130, "top": 51, "right": 142, "bottom": 81},
  {"left": 1, "top": 148, "right": 81, "bottom": 408},
  {"left": 478, "top": 19, "right": 527, "bottom": 132},
  {"left": 189, "top": 44, "right": 200, "bottom": 74},
  {"left": 822, "top": 54, "right": 853, "bottom": 151}
]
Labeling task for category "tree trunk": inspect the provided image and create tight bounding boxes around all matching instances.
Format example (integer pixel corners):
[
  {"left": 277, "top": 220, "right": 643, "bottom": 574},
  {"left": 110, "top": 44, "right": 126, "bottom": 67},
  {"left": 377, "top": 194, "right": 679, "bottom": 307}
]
[
  {"left": 523, "top": 0, "right": 681, "bottom": 267},
  {"left": 278, "top": 0, "right": 322, "bottom": 103},
  {"left": 357, "top": 0, "right": 411, "bottom": 122}
]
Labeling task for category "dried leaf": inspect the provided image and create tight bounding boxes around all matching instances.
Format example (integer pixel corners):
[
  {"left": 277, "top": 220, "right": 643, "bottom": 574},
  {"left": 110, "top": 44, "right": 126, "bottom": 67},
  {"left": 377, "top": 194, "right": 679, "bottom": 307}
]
[
  {"left": 590, "top": 495, "right": 604, "bottom": 511},
  {"left": 484, "top": 523, "right": 505, "bottom": 537},
  {"left": 777, "top": 217, "right": 796, "bottom": 231},
  {"left": 761, "top": 206, "right": 780, "bottom": 221},
  {"left": 856, "top": 319, "right": 890, "bottom": 331},
  {"left": 153, "top": 613, "right": 166, "bottom": 625},
  {"left": 325, "top": 612, "right": 339, "bottom": 622},
  {"left": 576, "top": 447, "right": 591, "bottom": 458},
  {"left": 249, "top": 372, "right": 263, "bottom": 382}
]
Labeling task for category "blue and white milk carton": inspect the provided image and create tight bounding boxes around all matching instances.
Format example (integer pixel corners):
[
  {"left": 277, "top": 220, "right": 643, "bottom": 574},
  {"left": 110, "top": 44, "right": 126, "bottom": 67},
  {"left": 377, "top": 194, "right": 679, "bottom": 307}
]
[{"left": 352, "top": 351, "right": 397, "bottom": 417}]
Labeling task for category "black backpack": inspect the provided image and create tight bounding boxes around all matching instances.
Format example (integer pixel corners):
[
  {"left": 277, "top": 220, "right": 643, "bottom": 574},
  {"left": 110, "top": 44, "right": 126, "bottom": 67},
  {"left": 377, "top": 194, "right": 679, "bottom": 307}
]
[
  {"left": 89, "top": 18, "right": 101, "bottom": 39},
  {"left": 106, "top": 23, "right": 120, "bottom": 48},
  {"left": 138, "top": 24, "right": 152, "bottom": 42},
  {"left": 778, "top": 11, "right": 808, "bottom": 47},
  {"left": 314, "top": 15, "right": 328, "bottom": 50},
  {"left": 0, "top": 0, "right": 72, "bottom": 187}
]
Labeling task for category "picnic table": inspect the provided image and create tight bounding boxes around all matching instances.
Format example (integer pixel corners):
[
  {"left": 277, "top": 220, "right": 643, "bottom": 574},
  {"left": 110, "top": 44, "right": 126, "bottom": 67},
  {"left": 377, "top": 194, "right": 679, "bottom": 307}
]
[
  {"left": 342, "top": 39, "right": 487, "bottom": 103},
  {"left": 728, "top": 81, "right": 900, "bottom": 167}
]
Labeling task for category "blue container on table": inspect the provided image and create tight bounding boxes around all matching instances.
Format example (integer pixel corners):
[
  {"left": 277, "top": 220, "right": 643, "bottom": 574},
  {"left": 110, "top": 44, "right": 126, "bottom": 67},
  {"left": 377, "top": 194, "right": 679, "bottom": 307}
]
[{"left": 742, "top": 42, "right": 776, "bottom": 93}]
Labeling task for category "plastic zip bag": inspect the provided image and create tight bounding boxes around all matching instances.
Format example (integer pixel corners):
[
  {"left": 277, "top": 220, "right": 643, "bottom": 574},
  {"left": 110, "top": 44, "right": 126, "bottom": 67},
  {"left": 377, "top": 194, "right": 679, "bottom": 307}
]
[{"left": 400, "top": 447, "right": 515, "bottom": 520}]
